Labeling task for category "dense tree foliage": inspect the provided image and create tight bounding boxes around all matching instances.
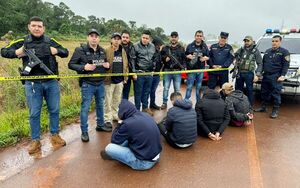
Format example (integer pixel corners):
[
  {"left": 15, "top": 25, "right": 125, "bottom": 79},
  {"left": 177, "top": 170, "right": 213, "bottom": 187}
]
[{"left": 0, "top": 0, "right": 168, "bottom": 41}]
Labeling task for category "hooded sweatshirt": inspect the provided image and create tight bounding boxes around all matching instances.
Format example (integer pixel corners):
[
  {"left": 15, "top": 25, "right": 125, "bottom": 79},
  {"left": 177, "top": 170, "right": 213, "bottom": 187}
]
[
  {"left": 225, "top": 90, "right": 251, "bottom": 121},
  {"left": 165, "top": 99, "right": 197, "bottom": 144},
  {"left": 111, "top": 99, "right": 162, "bottom": 160},
  {"left": 195, "top": 89, "right": 230, "bottom": 136}
]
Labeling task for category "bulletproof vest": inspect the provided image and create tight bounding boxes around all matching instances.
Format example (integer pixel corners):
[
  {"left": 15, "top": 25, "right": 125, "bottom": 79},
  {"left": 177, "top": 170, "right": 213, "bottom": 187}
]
[
  {"left": 80, "top": 44, "right": 106, "bottom": 65},
  {"left": 23, "top": 35, "right": 58, "bottom": 74},
  {"left": 237, "top": 46, "right": 257, "bottom": 72}
]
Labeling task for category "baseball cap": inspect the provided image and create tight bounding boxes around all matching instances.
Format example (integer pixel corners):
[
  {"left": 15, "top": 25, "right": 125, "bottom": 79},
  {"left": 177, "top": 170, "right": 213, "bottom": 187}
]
[
  {"left": 152, "top": 36, "right": 164, "bottom": 46},
  {"left": 170, "top": 31, "right": 178, "bottom": 37},
  {"left": 220, "top": 31, "right": 229, "bottom": 39},
  {"left": 243, "top": 36, "right": 253, "bottom": 41},
  {"left": 87, "top": 29, "right": 100, "bottom": 36},
  {"left": 111, "top": 32, "right": 121, "bottom": 39}
]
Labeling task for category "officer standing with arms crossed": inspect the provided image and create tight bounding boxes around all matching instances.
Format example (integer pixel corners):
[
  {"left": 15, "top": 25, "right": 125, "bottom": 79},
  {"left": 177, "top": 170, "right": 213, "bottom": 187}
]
[
  {"left": 255, "top": 35, "right": 290, "bottom": 118},
  {"left": 1, "top": 16, "right": 69, "bottom": 154}
]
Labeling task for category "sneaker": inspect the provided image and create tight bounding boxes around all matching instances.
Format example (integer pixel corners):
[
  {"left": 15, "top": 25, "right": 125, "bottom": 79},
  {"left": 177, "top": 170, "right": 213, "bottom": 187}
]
[
  {"left": 28, "top": 140, "right": 41, "bottom": 155},
  {"left": 105, "top": 122, "right": 113, "bottom": 128},
  {"left": 96, "top": 124, "right": 112, "bottom": 132},
  {"left": 51, "top": 134, "right": 66, "bottom": 148},
  {"left": 100, "top": 150, "right": 113, "bottom": 160},
  {"left": 270, "top": 107, "right": 279, "bottom": 119},
  {"left": 161, "top": 103, "right": 167, "bottom": 110},
  {"left": 81, "top": 132, "right": 89, "bottom": 142},
  {"left": 142, "top": 108, "right": 154, "bottom": 116},
  {"left": 150, "top": 104, "right": 161, "bottom": 110}
]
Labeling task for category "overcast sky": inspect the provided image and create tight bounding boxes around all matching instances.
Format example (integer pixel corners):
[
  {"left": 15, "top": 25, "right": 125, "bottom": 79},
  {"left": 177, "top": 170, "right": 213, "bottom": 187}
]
[{"left": 47, "top": 0, "right": 299, "bottom": 44}]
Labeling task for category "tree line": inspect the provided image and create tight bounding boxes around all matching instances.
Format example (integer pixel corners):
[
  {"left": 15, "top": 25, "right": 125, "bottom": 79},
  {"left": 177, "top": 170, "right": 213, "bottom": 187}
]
[{"left": 0, "top": 0, "right": 168, "bottom": 41}]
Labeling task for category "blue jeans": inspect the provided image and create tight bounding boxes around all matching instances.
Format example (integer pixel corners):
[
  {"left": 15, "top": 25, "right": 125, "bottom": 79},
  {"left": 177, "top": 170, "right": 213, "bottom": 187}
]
[
  {"left": 150, "top": 75, "right": 160, "bottom": 106},
  {"left": 25, "top": 79, "right": 60, "bottom": 140},
  {"left": 133, "top": 75, "right": 153, "bottom": 110},
  {"left": 80, "top": 82, "right": 105, "bottom": 133},
  {"left": 105, "top": 141, "right": 159, "bottom": 170},
  {"left": 185, "top": 73, "right": 204, "bottom": 102},
  {"left": 163, "top": 74, "right": 181, "bottom": 104},
  {"left": 235, "top": 72, "right": 254, "bottom": 106},
  {"left": 122, "top": 76, "right": 132, "bottom": 100}
]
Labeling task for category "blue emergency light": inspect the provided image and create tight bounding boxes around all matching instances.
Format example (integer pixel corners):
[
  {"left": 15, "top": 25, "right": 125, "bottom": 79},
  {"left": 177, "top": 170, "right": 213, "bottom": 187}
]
[{"left": 266, "top": 29, "right": 273, "bottom": 33}]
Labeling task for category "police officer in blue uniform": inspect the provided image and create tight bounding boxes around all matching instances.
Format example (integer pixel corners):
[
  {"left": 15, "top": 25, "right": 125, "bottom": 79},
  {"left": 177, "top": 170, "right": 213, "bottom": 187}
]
[
  {"left": 255, "top": 35, "right": 290, "bottom": 118},
  {"left": 208, "top": 32, "right": 234, "bottom": 89}
]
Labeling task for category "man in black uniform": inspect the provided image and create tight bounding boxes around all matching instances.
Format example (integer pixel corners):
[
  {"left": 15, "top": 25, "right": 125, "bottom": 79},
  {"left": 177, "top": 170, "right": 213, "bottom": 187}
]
[
  {"left": 68, "top": 29, "right": 111, "bottom": 142},
  {"left": 255, "top": 35, "right": 290, "bottom": 118},
  {"left": 121, "top": 30, "right": 137, "bottom": 100},
  {"left": 1, "top": 16, "right": 69, "bottom": 154},
  {"left": 208, "top": 32, "right": 234, "bottom": 89},
  {"left": 160, "top": 31, "right": 186, "bottom": 109}
]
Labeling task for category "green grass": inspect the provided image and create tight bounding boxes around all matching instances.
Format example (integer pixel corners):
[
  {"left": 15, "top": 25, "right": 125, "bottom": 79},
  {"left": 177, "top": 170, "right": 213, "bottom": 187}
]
[{"left": 0, "top": 41, "right": 107, "bottom": 148}]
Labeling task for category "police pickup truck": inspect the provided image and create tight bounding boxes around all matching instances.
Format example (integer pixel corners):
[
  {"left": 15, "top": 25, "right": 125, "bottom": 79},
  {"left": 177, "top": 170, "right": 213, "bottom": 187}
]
[{"left": 255, "top": 28, "right": 300, "bottom": 95}]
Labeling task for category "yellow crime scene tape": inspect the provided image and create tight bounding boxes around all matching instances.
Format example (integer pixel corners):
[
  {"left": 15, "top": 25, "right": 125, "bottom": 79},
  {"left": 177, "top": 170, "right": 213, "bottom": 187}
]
[{"left": 0, "top": 68, "right": 231, "bottom": 81}]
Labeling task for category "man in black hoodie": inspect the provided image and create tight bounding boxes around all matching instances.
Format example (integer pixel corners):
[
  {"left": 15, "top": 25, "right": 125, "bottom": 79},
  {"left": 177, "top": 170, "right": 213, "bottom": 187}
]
[
  {"left": 196, "top": 89, "right": 230, "bottom": 141},
  {"left": 158, "top": 92, "right": 197, "bottom": 148},
  {"left": 100, "top": 99, "right": 162, "bottom": 170}
]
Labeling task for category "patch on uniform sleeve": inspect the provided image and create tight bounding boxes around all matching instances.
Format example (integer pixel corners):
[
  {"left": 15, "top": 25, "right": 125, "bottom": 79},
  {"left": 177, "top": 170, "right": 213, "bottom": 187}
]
[{"left": 285, "top": 55, "right": 290, "bottom": 62}]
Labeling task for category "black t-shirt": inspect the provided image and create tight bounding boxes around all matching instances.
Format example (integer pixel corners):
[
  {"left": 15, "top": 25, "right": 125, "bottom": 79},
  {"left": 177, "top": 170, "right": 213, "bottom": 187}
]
[{"left": 111, "top": 49, "right": 124, "bottom": 84}]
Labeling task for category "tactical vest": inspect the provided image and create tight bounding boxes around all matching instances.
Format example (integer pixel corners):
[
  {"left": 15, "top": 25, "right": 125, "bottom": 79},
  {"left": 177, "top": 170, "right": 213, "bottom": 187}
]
[
  {"left": 23, "top": 35, "right": 58, "bottom": 75},
  {"left": 80, "top": 44, "right": 106, "bottom": 65},
  {"left": 237, "top": 46, "right": 257, "bottom": 72}
]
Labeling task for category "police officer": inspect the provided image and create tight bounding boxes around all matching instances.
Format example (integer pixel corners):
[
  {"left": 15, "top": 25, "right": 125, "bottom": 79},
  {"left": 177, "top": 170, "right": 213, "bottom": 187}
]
[
  {"left": 1, "top": 16, "right": 69, "bottom": 154},
  {"left": 208, "top": 32, "right": 234, "bottom": 89},
  {"left": 255, "top": 35, "right": 290, "bottom": 118},
  {"left": 68, "top": 29, "right": 111, "bottom": 142},
  {"left": 185, "top": 30, "right": 209, "bottom": 103},
  {"left": 234, "top": 36, "right": 263, "bottom": 107},
  {"left": 121, "top": 30, "right": 137, "bottom": 100},
  {"left": 160, "top": 31, "right": 186, "bottom": 109}
]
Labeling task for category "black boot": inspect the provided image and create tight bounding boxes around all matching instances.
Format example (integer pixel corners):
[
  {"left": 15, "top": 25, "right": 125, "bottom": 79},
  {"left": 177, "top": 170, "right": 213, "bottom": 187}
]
[
  {"left": 254, "top": 103, "right": 267, "bottom": 112},
  {"left": 81, "top": 132, "right": 89, "bottom": 142},
  {"left": 270, "top": 107, "right": 279, "bottom": 119}
]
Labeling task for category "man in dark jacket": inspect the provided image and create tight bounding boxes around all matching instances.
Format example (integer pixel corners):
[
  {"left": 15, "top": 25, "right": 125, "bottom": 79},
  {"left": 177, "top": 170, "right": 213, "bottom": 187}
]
[
  {"left": 158, "top": 92, "right": 197, "bottom": 148},
  {"left": 68, "top": 29, "right": 111, "bottom": 142},
  {"left": 195, "top": 89, "right": 230, "bottom": 141},
  {"left": 150, "top": 36, "right": 164, "bottom": 110},
  {"left": 133, "top": 30, "right": 156, "bottom": 115},
  {"left": 185, "top": 30, "right": 210, "bottom": 103},
  {"left": 254, "top": 35, "right": 290, "bottom": 118},
  {"left": 101, "top": 99, "right": 162, "bottom": 170},
  {"left": 221, "top": 83, "right": 253, "bottom": 126},
  {"left": 208, "top": 32, "right": 234, "bottom": 89},
  {"left": 121, "top": 30, "right": 137, "bottom": 100},
  {"left": 160, "top": 31, "right": 186, "bottom": 109},
  {"left": 1, "top": 16, "right": 69, "bottom": 154}
]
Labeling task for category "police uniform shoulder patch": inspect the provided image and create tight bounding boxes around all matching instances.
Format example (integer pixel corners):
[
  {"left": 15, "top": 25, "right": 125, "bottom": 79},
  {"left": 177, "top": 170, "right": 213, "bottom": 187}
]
[
  {"left": 6, "top": 38, "right": 25, "bottom": 48},
  {"left": 51, "top": 38, "right": 62, "bottom": 46},
  {"left": 285, "top": 55, "right": 290, "bottom": 62}
]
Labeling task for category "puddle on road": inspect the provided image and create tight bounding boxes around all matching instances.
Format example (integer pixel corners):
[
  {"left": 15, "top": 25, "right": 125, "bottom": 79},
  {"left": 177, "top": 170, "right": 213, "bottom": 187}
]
[{"left": 0, "top": 117, "right": 93, "bottom": 182}]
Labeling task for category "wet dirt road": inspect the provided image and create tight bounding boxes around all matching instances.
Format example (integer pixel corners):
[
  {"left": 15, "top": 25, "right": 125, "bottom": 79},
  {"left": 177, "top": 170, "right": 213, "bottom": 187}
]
[{"left": 0, "top": 83, "right": 299, "bottom": 188}]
